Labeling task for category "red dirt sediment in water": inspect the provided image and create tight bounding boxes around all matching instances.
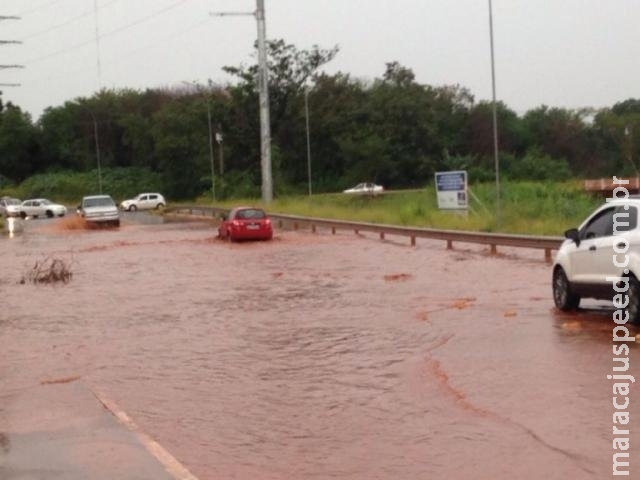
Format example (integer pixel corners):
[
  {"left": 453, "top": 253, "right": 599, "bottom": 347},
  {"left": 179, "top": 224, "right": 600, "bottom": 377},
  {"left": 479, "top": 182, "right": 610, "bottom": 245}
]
[
  {"left": 2, "top": 223, "right": 627, "bottom": 479},
  {"left": 384, "top": 273, "right": 413, "bottom": 282},
  {"left": 40, "top": 375, "right": 81, "bottom": 385},
  {"left": 451, "top": 297, "right": 475, "bottom": 310},
  {"left": 40, "top": 216, "right": 119, "bottom": 233}
]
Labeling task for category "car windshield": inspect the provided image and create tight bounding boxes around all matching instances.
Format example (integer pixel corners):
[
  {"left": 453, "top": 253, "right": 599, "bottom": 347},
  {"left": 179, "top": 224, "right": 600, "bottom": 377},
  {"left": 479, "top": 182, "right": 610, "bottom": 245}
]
[
  {"left": 5, "top": 199, "right": 20, "bottom": 205},
  {"left": 235, "top": 209, "right": 266, "bottom": 220},
  {"left": 40, "top": 199, "right": 52, "bottom": 205},
  {"left": 84, "top": 197, "right": 115, "bottom": 208}
]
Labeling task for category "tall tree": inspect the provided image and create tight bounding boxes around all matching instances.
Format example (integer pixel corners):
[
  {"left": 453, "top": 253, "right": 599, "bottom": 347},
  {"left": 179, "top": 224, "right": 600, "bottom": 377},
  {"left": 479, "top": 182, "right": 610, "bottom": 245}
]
[{"left": 0, "top": 102, "right": 40, "bottom": 182}]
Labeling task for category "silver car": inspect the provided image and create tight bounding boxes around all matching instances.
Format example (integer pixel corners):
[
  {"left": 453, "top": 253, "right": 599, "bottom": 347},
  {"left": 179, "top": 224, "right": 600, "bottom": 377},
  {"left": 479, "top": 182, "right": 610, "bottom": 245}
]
[{"left": 78, "top": 195, "right": 120, "bottom": 227}]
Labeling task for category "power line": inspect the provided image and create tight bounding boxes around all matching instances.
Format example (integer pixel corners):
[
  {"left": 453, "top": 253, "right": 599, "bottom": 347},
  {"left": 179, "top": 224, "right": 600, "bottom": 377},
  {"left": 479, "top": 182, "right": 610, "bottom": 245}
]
[
  {"left": 21, "top": 17, "right": 211, "bottom": 85},
  {"left": 16, "top": 0, "right": 65, "bottom": 17},
  {"left": 23, "top": 0, "right": 190, "bottom": 65},
  {"left": 20, "top": 0, "right": 62, "bottom": 15},
  {"left": 19, "top": 0, "right": 120, "bottom": 41}
]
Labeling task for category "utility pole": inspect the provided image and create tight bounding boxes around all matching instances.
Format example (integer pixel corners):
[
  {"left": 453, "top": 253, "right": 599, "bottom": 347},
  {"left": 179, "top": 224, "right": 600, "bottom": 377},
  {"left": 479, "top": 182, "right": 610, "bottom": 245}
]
[
  {"left": 488, "top": 0, "right": 500, "bottom": 229},
  {"left": 182, "top": 81, "right": 218, "bottom": 201},
  {"left": 93, "top": 0, "right": 102, "bottom": 89},
  {"left": 207, "top": 104, "right": 216, "bottom": 202},
  {"left": 255, "top": 0, "right": 272, "bottom": 203},
  {"left": 216, "top": 130, "right": 224, "bottom": 177},
  {"left": 91, "top": 114, "right": 103, "bottom": 194},
  {"left": 305, "top": 87, "right": 312, "bottom": 196},
  {"left": 211, "top": 0, "right": 273, "bottom": 203}
]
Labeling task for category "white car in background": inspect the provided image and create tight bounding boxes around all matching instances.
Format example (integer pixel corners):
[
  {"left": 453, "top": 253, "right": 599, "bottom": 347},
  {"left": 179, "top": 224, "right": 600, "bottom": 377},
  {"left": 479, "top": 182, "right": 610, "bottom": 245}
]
[
  {"left": 19, "top": 198, "right": 67, "bottom": 219},
  {"left": 0, "top": 197, "right": 21, "bottom": 218},
  {"left": 78, "top": 195, "right": 120, "bottom": 227},
  {"left": 343, "top": 183, "right": 384, "bottom": 195},
  {"left": 120, "top": 193, "right": 165, "bottom": 211}
]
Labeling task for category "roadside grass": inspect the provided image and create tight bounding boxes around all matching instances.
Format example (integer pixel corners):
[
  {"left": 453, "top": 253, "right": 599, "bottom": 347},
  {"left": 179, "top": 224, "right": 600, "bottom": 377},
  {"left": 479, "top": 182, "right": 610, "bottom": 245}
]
[{"left": 200, "top": 180, "right": 601, "bottom": 236}]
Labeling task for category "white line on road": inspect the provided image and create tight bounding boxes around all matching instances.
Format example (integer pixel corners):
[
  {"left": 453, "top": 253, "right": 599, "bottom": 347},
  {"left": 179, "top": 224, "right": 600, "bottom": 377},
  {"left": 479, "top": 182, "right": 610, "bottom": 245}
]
[{"left": 91, "top": 388, "right": 200, "bottom": 480}]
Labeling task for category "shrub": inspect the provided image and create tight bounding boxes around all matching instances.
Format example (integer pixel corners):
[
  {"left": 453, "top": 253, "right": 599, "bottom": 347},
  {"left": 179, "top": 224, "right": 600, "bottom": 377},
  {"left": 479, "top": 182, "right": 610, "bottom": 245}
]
[{"left": 20, "top": 257, "right": 73, "bottom": 284}]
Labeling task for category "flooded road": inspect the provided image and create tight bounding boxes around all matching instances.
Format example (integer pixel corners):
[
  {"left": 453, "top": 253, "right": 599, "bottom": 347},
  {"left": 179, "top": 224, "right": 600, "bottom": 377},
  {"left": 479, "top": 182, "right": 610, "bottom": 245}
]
[{"left": 1, "top": 214, "right": 638, "bottom": 479}]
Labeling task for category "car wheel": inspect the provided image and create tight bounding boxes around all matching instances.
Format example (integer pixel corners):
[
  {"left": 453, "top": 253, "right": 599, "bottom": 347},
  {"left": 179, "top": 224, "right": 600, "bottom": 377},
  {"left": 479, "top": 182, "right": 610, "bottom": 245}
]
[
  {"left": 128, "top": 205, "right": 137, "bottom": 212},
  {"left": 19, "top": 211, "right": 26, "bottom": 219},
  {"left": 552, "top": 267, "right": 580, "bottom": 311},
  {"left": 46, "top": 210, "right": 54, "bottom": 218},
  {"left": 156, "top": 203, "right": 165, "bottom": 210},
  {"left": 625, "top": 275, "right": 640, "bottom": 325}
]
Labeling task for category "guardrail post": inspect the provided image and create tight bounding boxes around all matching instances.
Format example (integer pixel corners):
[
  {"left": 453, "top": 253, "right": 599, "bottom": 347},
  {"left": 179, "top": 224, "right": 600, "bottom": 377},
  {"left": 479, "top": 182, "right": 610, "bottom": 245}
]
[
  {"left": 294, "top": 222, "right": 298, "bottom": 230},
  {"left": 490, "top": 244, "right": 497, "bottom": 255},
  {"left": 446, "top": 240, "right": 453, "bottom": 250},
  {"left": 331, "top": 227, "right": 336, "bottom": 235},
  {"left": 380, "top": 232, "right": 385, "bottom": 240},
  {"left": 545, "top": 248, "right": 552, "bottom": 263},
  {"left": 312, "top": 224, "right": 316, "bottom": 233},
  {"left": 410, "top": 236, "right": 416, "bottom": 247},
  {"left": 355, "top": 229, "right": 359, "bottom": 235},
  {"left": 278, "top": 220, "right": 283, "bottom": 228}
]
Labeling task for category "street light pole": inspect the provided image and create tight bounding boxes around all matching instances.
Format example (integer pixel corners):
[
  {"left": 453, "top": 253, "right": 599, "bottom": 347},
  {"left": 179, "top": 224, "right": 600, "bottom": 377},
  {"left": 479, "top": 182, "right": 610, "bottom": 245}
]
[
  {"left": 216, "top": 130, "right": 224, "bottom": 177},
  {"left": 92, "top": 115, "right": 103, "bottom": 194},
  {"left": 488, "top": 0, "right": 500, "bottom": 229},
  {"left": 304, "top": 87, "right": 312, "bottom": 196},
  {"left": 207, "top": 104, "right": 216, "bottom": 202}
]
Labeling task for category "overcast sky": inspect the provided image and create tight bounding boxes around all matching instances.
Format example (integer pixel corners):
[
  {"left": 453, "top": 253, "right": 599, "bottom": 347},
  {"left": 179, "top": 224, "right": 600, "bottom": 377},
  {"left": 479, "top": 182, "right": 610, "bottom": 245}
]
[{"left": 0, "top": 0, "right": 637, "bottom": 120}]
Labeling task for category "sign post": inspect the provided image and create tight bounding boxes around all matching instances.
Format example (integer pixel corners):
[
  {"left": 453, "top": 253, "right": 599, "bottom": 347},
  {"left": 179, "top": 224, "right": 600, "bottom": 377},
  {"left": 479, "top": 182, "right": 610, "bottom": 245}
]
[{"left": 435, "top": 170, "right": 468, "bottom": 211}]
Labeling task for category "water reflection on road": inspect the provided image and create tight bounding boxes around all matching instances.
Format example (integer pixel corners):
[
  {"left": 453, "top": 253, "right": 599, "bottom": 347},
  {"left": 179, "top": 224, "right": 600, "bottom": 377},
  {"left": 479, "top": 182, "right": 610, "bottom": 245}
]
[{"left": 0, "top": 215, "right": 637, "bottom": 479}]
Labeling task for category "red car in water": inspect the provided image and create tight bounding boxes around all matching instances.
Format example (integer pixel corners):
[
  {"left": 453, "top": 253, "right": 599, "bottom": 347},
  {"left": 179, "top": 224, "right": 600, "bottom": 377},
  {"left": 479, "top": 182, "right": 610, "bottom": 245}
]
[{"left": 218, "top": 207, "right": 273, "bottom": 241}]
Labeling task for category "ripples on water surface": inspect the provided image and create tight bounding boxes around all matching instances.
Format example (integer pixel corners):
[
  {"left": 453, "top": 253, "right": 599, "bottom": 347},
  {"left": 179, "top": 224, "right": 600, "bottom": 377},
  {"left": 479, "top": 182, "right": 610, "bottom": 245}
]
[{"left": 1, "top": 217, "right": 638, "bottom": 479}]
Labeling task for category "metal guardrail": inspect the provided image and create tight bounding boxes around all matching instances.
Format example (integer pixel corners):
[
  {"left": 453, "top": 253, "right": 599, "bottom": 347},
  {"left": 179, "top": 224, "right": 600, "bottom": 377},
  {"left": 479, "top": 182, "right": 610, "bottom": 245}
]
[{"left": 165, "top": 205, "right": 563, "bottom": 262}]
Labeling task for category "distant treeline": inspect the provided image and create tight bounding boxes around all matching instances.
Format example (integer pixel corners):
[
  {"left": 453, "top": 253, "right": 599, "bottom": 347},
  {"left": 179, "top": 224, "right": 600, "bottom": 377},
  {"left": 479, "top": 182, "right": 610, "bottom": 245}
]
[{"left": 0, "top": 39, "right": 638, "bottom": 200}]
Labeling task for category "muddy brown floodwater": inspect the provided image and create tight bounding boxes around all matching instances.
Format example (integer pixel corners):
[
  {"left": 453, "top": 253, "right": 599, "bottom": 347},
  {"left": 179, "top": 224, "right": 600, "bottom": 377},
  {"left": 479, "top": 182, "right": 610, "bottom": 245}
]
[{"left": 1, "top": 215, "right": 638, "bottom": 479}]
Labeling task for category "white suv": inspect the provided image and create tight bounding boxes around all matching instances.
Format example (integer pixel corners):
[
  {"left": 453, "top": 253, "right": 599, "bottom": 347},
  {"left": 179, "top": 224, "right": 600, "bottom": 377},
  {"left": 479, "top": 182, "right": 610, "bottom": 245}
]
[
  {"left": 120, "top": 193, "right": 165, "bottom": 211},
  {"left": 552, "top": 198, "right": 640, "bottom": 323}
]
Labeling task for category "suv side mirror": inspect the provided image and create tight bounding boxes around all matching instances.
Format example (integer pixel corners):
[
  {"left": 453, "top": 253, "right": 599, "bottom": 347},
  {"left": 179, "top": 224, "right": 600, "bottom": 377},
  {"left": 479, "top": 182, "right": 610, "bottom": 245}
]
[{"left": 564, "top": 228, "right": 580, "bottom": 246}]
